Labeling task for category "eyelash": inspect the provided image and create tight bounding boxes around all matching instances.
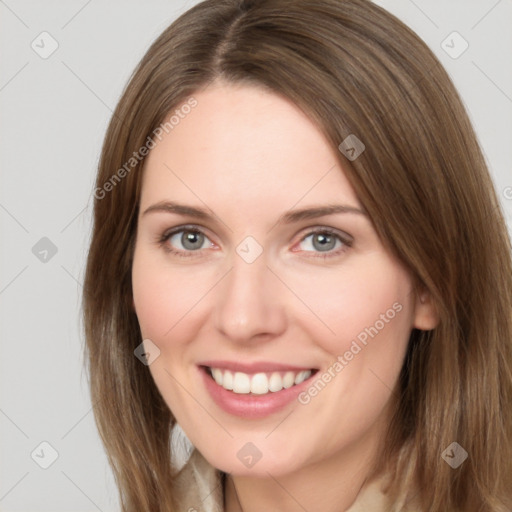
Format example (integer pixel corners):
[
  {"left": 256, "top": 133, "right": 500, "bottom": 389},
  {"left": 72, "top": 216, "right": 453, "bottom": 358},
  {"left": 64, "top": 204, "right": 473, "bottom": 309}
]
[{"left": 157, "top": 225, "right": 353, "bottom": 260}]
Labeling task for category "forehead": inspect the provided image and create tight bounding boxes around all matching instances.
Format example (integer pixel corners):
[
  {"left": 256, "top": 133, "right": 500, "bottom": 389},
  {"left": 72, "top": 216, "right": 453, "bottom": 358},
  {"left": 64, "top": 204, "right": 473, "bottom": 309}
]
[{"left": 140, "top": 83, "right": 360, "bottom": 214}]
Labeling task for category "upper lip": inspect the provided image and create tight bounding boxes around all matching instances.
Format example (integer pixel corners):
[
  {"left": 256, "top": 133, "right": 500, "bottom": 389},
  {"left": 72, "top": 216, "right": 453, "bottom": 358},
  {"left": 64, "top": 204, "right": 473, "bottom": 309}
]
[{"left": 199, "top": 360, "right": 317, "bottom": 373}]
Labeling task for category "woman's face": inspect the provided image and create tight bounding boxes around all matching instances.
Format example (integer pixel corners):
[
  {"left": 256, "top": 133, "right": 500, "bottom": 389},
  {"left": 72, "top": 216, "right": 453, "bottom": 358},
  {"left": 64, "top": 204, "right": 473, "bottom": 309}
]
[{"left": 132, "top": 80, "right": 437, "bottom": 477}]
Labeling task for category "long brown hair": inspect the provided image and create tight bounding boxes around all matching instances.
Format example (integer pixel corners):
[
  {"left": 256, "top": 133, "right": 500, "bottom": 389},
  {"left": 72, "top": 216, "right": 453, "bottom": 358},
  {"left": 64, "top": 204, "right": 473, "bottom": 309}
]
[{"left": 82, "top": 0, "right": 512, "bottom": 510}]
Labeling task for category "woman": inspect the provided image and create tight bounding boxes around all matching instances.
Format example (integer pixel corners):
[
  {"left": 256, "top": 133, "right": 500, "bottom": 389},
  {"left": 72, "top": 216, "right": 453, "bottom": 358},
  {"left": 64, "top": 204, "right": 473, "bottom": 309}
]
[{"left": 83, "top": 0, "right": 512, "bottom": 511}]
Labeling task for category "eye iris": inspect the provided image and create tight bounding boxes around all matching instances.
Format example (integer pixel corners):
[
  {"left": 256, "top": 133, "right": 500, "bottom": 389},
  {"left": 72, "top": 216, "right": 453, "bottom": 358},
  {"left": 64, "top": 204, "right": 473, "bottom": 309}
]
[
  {"left": 182, "top": 231, "right": 204, "bottom": 250},
  {"left": 174, "top": 231, "right": 340, "bottom": 252},
  {"left": 313, "top": 233, "right": 336, "bottom": 252}
]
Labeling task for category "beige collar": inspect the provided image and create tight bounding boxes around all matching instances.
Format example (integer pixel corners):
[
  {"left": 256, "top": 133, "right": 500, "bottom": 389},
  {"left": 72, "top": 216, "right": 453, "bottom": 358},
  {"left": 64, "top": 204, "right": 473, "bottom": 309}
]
[{"left": 173, "top": 448, "right": 415, "bottom": 512}]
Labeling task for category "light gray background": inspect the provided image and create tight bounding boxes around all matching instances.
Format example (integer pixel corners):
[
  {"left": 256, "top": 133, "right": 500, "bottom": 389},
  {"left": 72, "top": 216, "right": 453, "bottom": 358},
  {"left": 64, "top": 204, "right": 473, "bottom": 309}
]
[{"left": 0, "top": 0, "right": 511, "bottom": 510}]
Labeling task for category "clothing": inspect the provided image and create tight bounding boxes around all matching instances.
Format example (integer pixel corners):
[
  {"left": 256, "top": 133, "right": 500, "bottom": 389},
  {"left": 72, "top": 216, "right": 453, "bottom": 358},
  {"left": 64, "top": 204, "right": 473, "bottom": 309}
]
[{"left": 172, "top": 447, "right": 415, "bottom": 512}]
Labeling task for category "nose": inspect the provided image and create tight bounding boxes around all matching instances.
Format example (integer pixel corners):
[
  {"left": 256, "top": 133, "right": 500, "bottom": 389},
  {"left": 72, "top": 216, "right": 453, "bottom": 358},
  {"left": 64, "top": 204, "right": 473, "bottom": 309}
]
[{"left": 213, "top": 251, "right": 287, "bottom": 344}]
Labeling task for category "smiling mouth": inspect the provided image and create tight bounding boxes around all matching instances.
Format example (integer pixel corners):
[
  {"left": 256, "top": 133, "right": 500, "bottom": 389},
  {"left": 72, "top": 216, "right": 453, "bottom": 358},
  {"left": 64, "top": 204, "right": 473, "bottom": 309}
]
[{"left": 202, "top": 365, "right": 319, "bottom": 395}]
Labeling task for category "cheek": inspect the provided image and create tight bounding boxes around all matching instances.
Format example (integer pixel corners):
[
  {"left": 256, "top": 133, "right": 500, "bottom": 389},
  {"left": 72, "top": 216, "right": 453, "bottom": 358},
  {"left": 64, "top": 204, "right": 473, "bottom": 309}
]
[
  {"left": 288, "top": 263, "right": 412, "bottom": 452},
  {"left": 133, "top": 245, "right": 413, "bottom": 355},
  {"left": 132, "top": 257, "right": 172, "bottom": 340},
  {"left": 288, "top": 259, "right": 412, "bottom": 357},
  {"left": 131, "top": 247, "right": 214, "bottom": 344}
]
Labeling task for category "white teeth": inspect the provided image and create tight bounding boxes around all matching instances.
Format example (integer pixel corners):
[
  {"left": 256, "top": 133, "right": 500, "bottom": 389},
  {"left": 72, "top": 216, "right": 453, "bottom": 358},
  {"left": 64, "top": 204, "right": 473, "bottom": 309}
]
[
  {"left": 222, "top": 370, "right": 233, "bottom": 390},
  {"left": 208, "top": 367, "right": 313, "bottom": 394},
  {"left": 282, "top": 371, "right": 295, "bottom": 389},
  {"left": 250, "top": 373, "right": 268, "bottom": 395},
  {"left": 294, "top": 370, "right": 310, "bottom": 385},
  {"left": 233, "top": 372, "right": 251, "bottom": 394},
  {"left": 268, "top": 372, "right": 283, "bottom": 392},
  {"left": 211, "top": 368, "right": 223, "bottom": 386}
]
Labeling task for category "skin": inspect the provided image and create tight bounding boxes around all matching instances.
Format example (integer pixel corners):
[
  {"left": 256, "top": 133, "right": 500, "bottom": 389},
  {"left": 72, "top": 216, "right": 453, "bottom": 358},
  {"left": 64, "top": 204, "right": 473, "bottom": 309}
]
[{"left": 131, "top": 79, "right": 439, "bottom": 512}]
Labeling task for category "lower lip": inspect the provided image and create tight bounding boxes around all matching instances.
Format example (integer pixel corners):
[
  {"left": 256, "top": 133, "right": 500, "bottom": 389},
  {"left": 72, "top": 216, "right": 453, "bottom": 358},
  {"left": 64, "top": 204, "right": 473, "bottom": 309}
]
[{"left": 198, "top": 366, "right": 317, "bottom": 419}]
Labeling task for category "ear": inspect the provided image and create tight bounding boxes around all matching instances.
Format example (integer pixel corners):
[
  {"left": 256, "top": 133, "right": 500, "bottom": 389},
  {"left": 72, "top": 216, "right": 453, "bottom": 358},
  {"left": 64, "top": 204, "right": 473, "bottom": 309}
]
[{"left": 412, "top": 287, "right": 440, "bottom": 331}]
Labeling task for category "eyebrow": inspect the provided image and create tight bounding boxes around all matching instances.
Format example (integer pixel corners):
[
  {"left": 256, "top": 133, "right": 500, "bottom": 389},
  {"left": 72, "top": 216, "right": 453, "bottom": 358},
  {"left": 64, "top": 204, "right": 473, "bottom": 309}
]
[{"left": 142, "top": 200, "right": 366, "bottom": 224}]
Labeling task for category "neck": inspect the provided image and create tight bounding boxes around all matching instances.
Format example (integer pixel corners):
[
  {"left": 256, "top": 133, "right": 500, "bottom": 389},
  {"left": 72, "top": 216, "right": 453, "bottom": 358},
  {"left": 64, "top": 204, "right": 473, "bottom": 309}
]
[{"left": 223, "top": 426, "right": 384, "bottom": 512}]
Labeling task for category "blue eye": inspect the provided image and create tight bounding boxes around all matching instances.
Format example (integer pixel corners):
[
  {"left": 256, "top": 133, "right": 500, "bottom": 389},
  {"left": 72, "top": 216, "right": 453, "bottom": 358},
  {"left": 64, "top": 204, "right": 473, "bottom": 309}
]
[
  {"left": 158, "top": 226, "right": 352, "bottom": 260},
  {"left": 296, "top": 229, "right": 352, "bottom": 259},
  {"left": 159, "top": 226, "right": 214, "bottom": 257}
]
